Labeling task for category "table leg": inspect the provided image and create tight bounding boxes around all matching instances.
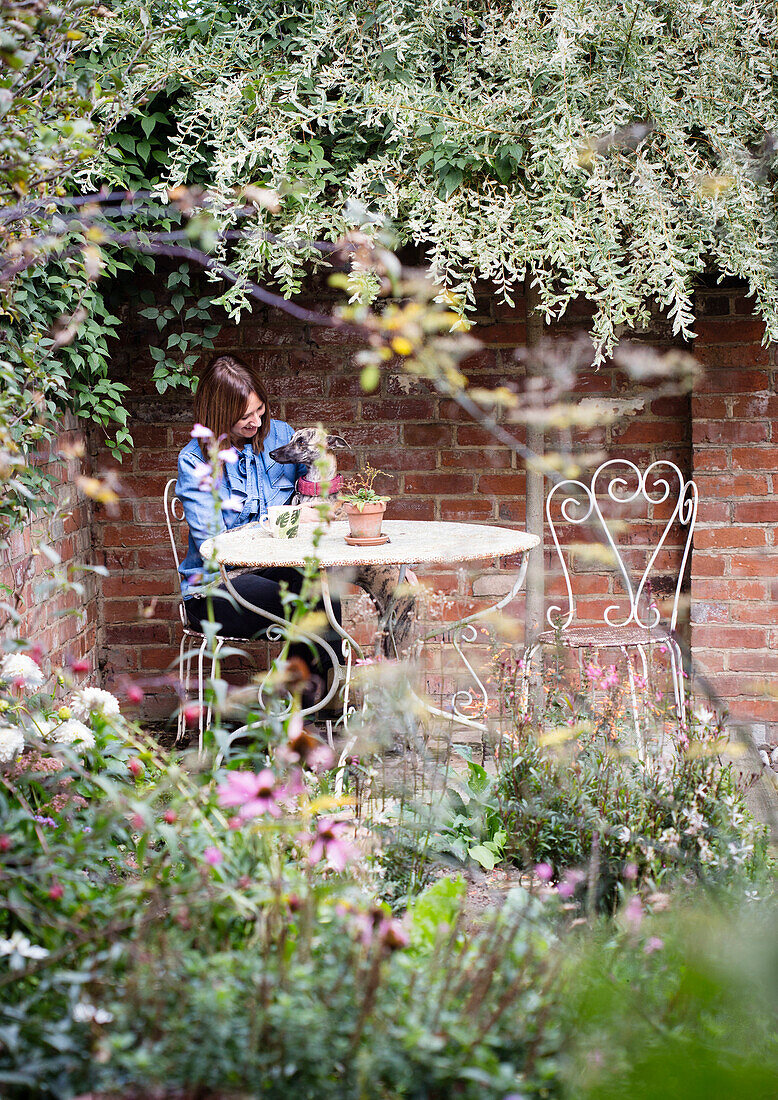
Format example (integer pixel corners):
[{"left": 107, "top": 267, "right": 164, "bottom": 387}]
[
  {"left": 407, "top": 551, "right": 531, "bottom": 733},
  {"left": 215, "top": 565, "right": 348, "bottom": 725},
  {"left": 320, "top": 569, "right": 371, "bottom": 794}
]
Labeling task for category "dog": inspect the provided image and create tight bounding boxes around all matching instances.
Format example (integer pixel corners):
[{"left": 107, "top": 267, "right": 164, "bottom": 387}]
[
  {"left": 269, "top": 426, "right": 350, "bottom": 500},
  {"left": 268, "top": 427, "right": 417, "bottom": 656}
]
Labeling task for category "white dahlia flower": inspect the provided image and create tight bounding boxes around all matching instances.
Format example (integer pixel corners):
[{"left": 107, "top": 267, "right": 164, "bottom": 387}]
[
  {"left": 69, "top": 688, "right": 120, "bottom": 721},
  {"left": 0, "top": 931, "right": 49, "bottom": 961},
  {"left": 29, "top": 715, "right": 56, "bottom": 740},
  {"left": 53, "top": 719, "right": 95, "bottom": 750},
  {"left": 0, "top": 653, "right": 44, "bottom": 688},
  {"left": 0, "top": 725, "right": 24, "bottom": 763}
]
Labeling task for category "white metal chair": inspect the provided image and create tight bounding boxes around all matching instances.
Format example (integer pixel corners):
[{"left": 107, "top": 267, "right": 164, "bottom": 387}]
[
  {"left": 520, "top": 459, "right": 698, "bottom": 755},
  {"left": 164, "top": 478, "right": 267, "bottom": 753}
]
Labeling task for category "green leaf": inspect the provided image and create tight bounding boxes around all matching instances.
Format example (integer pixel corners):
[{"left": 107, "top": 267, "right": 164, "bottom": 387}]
[
  {"left": 408, "top": 876, "right": 466, "bottom": 949},
  {"left": 468, "top": 843, "right": 497, "bottom": 870}
]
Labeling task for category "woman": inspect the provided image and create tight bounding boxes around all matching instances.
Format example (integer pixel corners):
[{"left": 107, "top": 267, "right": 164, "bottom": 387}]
[{"left": 175, "top": 354, "right": 341, "bottom": 699}]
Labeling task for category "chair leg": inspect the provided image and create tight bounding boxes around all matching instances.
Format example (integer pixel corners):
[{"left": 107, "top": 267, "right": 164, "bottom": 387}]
[
  {"left": 205, "top": 638, "right": 224, "bottom": 737},
  {"left": 621, "top": 646, "right": 645, "bottom": 763},
  {"left": 636, "top": 644, "right": 649, "bottom": 684},
  {"left": 197, "top": 637, "right": 208, "bottom": 758},
  {"left": 667, "top": 637, "right": 685, "bottom": 730},
  {"left": 182, "top": 640, "right": 194, "bottom": 732},
  {"left": 176, "top": 633, "right": 187, "bottom": 743}
]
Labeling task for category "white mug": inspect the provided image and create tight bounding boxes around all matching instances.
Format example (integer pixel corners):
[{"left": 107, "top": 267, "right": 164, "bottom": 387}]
[{"left": 260, "top": 504, "right": 302, "bottom": 539}]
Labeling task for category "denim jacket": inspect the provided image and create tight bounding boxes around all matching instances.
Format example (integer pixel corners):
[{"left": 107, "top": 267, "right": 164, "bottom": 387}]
[{"left": 175, "top": 418, "right": 304, "bottom": 598}]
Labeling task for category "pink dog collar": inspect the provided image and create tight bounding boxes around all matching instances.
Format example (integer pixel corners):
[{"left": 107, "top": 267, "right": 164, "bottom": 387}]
[{"left": 297, "top": 475, "right": 344, "bottom": 497}]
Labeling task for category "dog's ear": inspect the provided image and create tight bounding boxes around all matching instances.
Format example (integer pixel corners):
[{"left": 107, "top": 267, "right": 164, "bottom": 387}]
[{"left": 327, "top": 434, "right": 351, "bottom": 450}]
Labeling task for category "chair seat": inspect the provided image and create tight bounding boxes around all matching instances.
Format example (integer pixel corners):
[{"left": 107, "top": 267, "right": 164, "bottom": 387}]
[
  {"left": 182, "top": 626, "right": 267, "bottom": 645},
  {"left": 536, "top": 623, "right": 672, "bottom": 649}
]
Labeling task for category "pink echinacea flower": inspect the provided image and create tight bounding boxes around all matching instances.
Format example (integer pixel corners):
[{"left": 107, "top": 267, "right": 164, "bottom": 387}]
[
  {"left": 307, "top": 817, "right": 356, "bottom": 873},
  {"left": 216, "top": 769, "right": 281, "bottom": 820}
]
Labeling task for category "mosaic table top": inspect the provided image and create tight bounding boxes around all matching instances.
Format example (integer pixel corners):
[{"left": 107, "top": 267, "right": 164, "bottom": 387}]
[{"left": 202, "top": 519, "right": 539, "bottom": 570}]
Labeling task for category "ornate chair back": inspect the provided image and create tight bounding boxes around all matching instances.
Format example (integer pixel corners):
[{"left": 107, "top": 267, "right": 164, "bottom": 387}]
[
  {"left": 163, "top": 478, "right": 190, "bottom": 630},
  {"left": 545, "top": 459, "right": 698, "bottom": 636}
]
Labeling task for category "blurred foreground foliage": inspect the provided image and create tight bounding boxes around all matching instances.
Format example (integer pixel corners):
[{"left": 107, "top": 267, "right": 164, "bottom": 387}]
[{"left": 0, "top": 600, "right": 775, "bottom": 1097}]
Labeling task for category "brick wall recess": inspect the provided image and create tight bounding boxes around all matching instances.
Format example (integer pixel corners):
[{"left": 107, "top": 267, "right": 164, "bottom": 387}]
[
  {"left": 89, "top": 282, "right": 699, "bottom": 728},
  {"left": 0, "top": 415, "right": 99, "bottom": 683},
  {"left": 6, "top": 277, "right": 775, "bottom": 746}
]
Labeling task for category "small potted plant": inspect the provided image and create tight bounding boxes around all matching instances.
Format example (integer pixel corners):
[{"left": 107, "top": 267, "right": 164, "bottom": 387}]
[{"left": 339, "top": 465, "right": 393, "bottom": 543}]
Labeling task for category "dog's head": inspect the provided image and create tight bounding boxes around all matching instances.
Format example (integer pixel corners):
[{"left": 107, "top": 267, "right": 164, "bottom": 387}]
[{"left": 268, "top": 426, "right": 350, "bottom": 468}]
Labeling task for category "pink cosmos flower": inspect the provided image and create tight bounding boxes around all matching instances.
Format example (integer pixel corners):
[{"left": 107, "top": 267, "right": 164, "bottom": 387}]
[
  {"left": 217, "top": 769, "right": 281, "bottom": 820},
  {"left": 191, "top": 423, "right": 213, "bottom": 439},
  {"left": 557, "top": 869, "right": 584, "bottom": 899},
  {"left": 644, "top": 936, "right": 664, "bottom": 955},
  {"left": 204, "top": 846, "right": 223, "bottom": 866},
  {"left": 602, "top": 664, "right": 619, "bottom": 689},
  {"left": 624, "top": 895, "right": 643, "bottom": 931},
  {"left": 192, "top": 460, "right": 214, "bottom": 490},
  {"left": 307, "top": 817, "right": 356, "bottom": 872},
  {"left": 535, "top": 861, "right": 554, "bottom": 882}
]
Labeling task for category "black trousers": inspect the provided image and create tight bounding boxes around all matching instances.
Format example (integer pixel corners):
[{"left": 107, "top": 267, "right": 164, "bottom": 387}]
[{"left": 184, "top": 567, "right": 342, "bottom": 675}]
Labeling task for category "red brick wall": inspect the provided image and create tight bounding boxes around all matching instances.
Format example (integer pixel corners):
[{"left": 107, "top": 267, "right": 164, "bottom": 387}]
[
  {"left": 0, "top": 415, "right": 98, "bottom": 680},
  {"left": 91, "top": 285, "right": 698, "bottom": 725},
  {"left": 691, "top": 285, "right": 778, "bottom": 739},
  {"left": 5, "top": 281, "right": 774, "bottom": 743}
]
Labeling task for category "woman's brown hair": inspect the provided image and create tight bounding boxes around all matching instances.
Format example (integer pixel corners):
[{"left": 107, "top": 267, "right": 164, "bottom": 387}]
[{"left": 193, "top": 355, "right": 271, "bottom": 453}]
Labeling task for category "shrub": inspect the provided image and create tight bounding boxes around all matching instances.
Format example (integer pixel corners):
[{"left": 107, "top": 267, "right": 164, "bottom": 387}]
[{"left": 496, "top": 706, "right": 768, "bottom": 911}]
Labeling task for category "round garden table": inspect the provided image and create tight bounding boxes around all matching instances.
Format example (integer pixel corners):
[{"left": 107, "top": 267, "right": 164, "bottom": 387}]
[{"left": 201, "top": 519, "right": 539, "bottom": 733}]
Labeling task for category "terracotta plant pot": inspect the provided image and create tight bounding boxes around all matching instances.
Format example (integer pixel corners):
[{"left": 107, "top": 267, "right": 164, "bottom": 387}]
[{"left": 343, "top": 500, "right": 387, "bottom": 540}]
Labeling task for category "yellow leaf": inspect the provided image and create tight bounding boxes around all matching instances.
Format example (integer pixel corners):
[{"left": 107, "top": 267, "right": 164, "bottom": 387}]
[
  {"left": 302, "top": 795, "right": 356, "bottom": 817},
  {"left": 391, "top": 336, "right": 414, "bottom": 356},
  {"left": 77, "top": 476, "right": 118, "bottom": 505}
]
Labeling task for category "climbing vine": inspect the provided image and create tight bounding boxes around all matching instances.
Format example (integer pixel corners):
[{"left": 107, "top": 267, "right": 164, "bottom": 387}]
[
  {"left": 1, "top": 0, "right": 778, "bottom": 529},
  {"left": 80, "top": 0, "right": 778, "bottom": 350}
]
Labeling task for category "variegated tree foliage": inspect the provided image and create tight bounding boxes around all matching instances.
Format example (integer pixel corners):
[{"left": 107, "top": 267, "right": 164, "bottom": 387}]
[{"left": 82, "top": 0, "right": 778, "bottom": 355}]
